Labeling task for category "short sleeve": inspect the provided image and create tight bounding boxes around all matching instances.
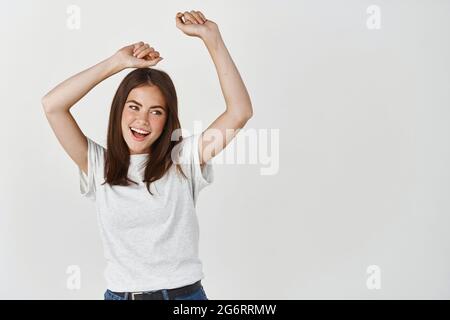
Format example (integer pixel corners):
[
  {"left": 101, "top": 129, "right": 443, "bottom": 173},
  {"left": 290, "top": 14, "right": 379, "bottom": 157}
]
[
  {"left": 79, "top": 136, "right": 105, "bottom": 202},
  {"left": 178, "top": 134, "right": 214, "bottom": 204}
]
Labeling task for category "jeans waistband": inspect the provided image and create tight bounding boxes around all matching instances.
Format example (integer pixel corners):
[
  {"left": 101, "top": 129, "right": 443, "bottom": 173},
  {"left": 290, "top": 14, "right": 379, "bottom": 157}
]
[{"left": 110, "top": 280, "right": 202, "bottom": 300}]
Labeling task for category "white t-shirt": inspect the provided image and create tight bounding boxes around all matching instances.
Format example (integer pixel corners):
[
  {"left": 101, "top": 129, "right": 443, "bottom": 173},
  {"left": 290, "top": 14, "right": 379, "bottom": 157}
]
[{"left": 79, "top": 134, "right": 214, "bottom": 292}]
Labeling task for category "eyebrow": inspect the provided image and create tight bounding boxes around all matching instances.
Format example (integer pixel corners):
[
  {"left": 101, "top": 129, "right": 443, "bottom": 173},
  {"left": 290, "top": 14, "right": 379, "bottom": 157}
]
[{"left": 126, "top": 100, "right": 165, "bottom": 110}]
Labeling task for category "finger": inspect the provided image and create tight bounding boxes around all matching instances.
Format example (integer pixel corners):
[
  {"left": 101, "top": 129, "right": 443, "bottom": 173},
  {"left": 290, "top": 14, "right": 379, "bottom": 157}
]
[
  {"left": 144, "top": 51, "right": 160, "bottom": 60},
  {"left": 177, "top": 11, "right": 193, "bottom": 25},
  {"left": 139, "top": 45, "right": 155, "bottom": 56},
  {"left": 133, "top": 41, "right": 144, "bottom": 53},
  {"left": 175, "top": 12, "right": 185, "bottom": 27},
  {"left": 133, "top": 44, "right": 146, "bottom": 55},
  {"left": 197, "top": 11, "right": 207, "bottom": 23},
  {"left": 143, "top": 56, "right": 164, "bottom": 67},
  {"left": 192, "top": 10, "right": 205, "bottom": 24},
  {"left": 190, "top": 10, "right": 204, "bottom": 24},
  {"left": 136, "top": 47, "right": 153, "bottom": 59},
  {"left": 183, "top": 12, "right": 198, "bottom": 24},
  {"left": 134, "top": 43, "right": 149, "bottom": 56},
  {"left": 134, "top": 44, "right": 150, "bottom": 57}
]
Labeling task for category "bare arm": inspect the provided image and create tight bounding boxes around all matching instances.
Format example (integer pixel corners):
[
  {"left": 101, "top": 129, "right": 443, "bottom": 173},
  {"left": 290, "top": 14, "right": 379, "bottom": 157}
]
[
  {"left": 42, "top": 58, "right": 121, "bottom": 113},
  {"left": 202, "top": 27, "right": 253, "bottom": 121},
  {"left": 42, "top": 42, "right": 163, "bottom": 112},
  {"left": 176, "top": 11, "right": 253, "bottom": 164}
]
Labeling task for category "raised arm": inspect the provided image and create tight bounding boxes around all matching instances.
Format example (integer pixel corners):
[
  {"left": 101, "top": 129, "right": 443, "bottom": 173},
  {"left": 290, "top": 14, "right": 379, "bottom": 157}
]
[
  {"left": 175, "top": 11, "right": 253, "bottom": 165},
  {"left": 42, "top": 42, "right": 163, "bottom": 175},
  {"left": 42, "top": 42, "right": 163, "bottom": 113}
]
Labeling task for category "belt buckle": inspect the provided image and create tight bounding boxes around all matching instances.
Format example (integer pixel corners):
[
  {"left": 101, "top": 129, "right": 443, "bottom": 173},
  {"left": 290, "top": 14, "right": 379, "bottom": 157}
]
[
  {"left": 130, "top": 291, "right": 144, "bottom": 300},
  {"left": 131, "top": 290, "right": 161, "bottom": 300}
]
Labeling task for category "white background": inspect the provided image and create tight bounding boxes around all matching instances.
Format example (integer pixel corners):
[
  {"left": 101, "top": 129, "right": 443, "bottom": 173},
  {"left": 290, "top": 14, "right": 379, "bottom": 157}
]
[{"left": 0, "top": 0, "right": 449, "bottom": 299}]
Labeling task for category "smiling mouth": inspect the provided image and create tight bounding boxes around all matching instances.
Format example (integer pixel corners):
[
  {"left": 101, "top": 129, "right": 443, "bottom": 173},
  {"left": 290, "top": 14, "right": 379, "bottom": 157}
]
[{"left": 130, "top": 127, "right": 150, "bottom": 141}]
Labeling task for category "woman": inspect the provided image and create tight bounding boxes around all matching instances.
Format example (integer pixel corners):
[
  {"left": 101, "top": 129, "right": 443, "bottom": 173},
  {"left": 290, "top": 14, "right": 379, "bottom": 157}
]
[{"left": 42, "top": 10, "right": 253, "bottom": 300}]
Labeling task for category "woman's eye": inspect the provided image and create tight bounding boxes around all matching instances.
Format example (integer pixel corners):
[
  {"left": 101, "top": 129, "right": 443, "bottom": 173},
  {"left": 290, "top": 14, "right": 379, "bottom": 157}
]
[{"left": 129, "top": 105, "right": 162, "bottom": 115}]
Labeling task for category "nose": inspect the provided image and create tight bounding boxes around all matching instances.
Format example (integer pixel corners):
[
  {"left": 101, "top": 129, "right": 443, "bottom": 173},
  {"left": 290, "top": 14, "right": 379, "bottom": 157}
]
[{"left": 136, "top": 113, "right": 150, "bottom": 126}]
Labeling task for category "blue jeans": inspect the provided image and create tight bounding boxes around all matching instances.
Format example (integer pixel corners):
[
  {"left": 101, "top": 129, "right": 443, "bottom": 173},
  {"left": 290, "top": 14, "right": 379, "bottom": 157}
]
[{"left": 104, "top": 284, "right": 209, "bottom": 300}]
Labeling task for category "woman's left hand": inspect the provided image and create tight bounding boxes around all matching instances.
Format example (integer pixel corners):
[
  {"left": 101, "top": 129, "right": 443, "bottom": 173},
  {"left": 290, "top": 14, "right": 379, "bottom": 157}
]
[{"left": 175, "top": 10, "right": 219, "bottom": 40}]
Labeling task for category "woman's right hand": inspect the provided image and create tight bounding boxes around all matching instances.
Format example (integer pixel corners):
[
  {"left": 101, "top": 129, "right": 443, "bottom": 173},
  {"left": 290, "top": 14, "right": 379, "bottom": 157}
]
[{"left": 111, "top": 41, "right": 164, "bottom": 69}]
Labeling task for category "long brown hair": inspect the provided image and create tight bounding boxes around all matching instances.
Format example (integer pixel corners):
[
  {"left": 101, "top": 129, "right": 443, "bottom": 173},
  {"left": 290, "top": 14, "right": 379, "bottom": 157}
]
[{"left": 101, "top": 68, "right": 187, "bottom": 195}]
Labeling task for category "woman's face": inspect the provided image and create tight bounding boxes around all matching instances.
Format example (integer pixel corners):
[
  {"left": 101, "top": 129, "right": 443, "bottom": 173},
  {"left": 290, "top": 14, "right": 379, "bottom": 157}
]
[{"left": 121, "top": 84, "right": 167, "bottom": 155}]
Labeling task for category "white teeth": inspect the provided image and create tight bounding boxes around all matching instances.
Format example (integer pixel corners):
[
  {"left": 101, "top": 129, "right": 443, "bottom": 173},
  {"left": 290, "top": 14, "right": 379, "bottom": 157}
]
[{"left": 131, "top": 127, "right": 150, "bottom": 134}]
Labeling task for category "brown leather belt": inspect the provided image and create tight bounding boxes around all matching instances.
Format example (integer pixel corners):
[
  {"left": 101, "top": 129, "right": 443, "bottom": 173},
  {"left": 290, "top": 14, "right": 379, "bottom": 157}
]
[{"left": 111, "top": 280, "right": 202, "bottom": 300}]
